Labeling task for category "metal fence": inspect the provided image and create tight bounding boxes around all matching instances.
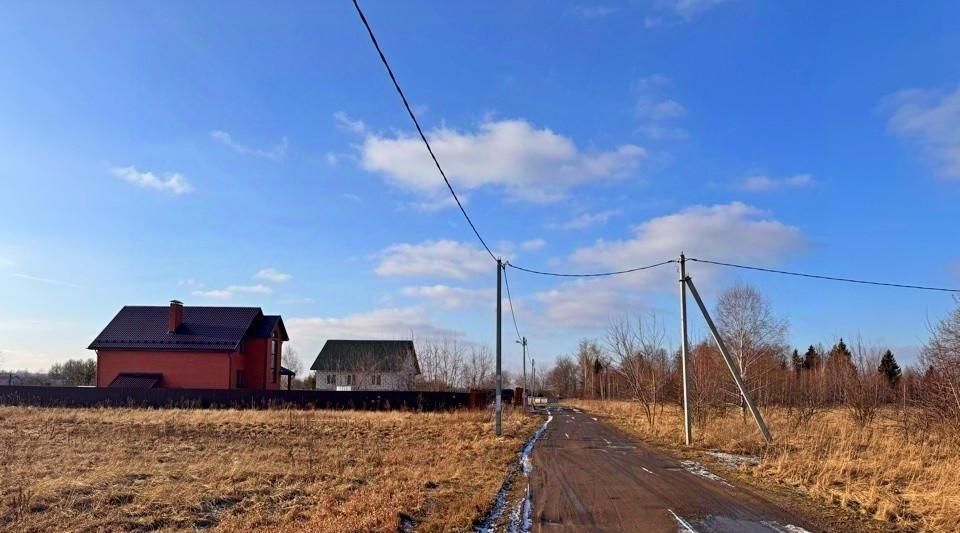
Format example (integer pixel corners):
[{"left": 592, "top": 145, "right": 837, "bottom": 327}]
[{"left": 0, "top": 386, "right": 473, "bottom": 411}]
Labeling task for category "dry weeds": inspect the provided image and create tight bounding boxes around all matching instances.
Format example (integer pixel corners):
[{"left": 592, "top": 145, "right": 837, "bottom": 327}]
[
  {"left": 567, "top": 400, "right": 960, "bottom": 532},
  {"left": 0, "top": 406, "right": 538, "bottom": 532}
]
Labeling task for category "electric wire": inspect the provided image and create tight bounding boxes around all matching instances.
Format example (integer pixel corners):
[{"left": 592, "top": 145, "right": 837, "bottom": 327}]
[
  {"left": 507, "top": 259, "right": 677, "bottom": 278},
  {"left": 687, "top": 257, "right": 960, "bottom": 293},
  {"left": 352, "top": 1, "right": 957, "bottom": 294},
  {"left": 351, "top": 0, "right": 496, "bottom": 261},
  {"left": 353, "top": 2, "right": 684, "bottom": 279},
  {"left": 501, "top": 264, "right": 523, "bottom": 341}
]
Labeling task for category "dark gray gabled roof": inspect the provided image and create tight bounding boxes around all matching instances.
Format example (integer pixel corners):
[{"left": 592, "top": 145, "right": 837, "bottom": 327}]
[
  {"left": 310, "top": 340, "right": 420, "bottom": 373},
  {"left": 88, "top": 305, "right": 283, "bottom": 351},
  {"left": 250, "top": 315, "right": 289, "bottom": 341}
]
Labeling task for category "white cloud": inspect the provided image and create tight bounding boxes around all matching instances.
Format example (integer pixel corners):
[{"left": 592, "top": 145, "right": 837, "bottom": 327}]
[
  {"left": 409, "top": 194, "right": 466, "bottom": 213},
  {"left": 192, "top": 284, "right": 272, "bottom": 299},
  {"left": 400, "top": 285, "right": 494, "bottom": 309},
  {"left": 112, "top": 166, "right": 193, "bottom": 195},
  {"left": 376, "top": 240, "right": 494, "bottom": 279},
  {"left": 566, "top": 5, "right": 617, "bottom": 18},
  {"left": 738, "top": 173, "right": 814, "bottom": 192},
  {"left": 229, "top": 284, "right": 272, "bottom": 294},
  {"left": 634, "top": 75, "right": 688, "bottom": 140},
  {"left": 637, "top": 99, "right": 687, "bottom": 121},
  {"left": 334, "top": 111, "right": 367, "bottom": 135},
  {"left": 534, "top": 202, "right": 805, "bottom": 328},
  {"left": 278, "top": 296, "right": 315, "bottom": 305},
  {"left": 255, "top": 268, "right": 292, "bottom": 283},
  {"left": 286, "top": 307, "right": 462, "bottom": 356},
  {"left": 519, "top": 238, "right": 547, "bottom": 251},
  {"left": 356, "top": 118, "right": 645, "bottom": 203},
  {"left": 645, "top": 0, "right": 729, "bottom": 27},
  {"left": 883, "top": 85, "right": 960, "bottom": 179},
  {"left": 192, "top": 289, "right": 232, "bottom": 299},
  {"left": 8, "top": 272, "right": 82, "bottom": 289},
  {"left": 210, "top": 130, "right": 288, "bottom": 160},
  {"left": 571, "top": 202, "right": 804, "bottom": 269},
  {"left": 669, "top": 0, "right": 728, "bottom": 19},
  {"left": 550, "top": 209, "right": 622, "bottom": 230},
  {"left": 535, "top": 279, "right": 635, "bottom": 329}
]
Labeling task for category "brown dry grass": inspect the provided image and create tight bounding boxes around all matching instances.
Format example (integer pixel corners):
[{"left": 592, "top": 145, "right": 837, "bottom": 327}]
[
  {"left": 0, "top": 406, "right": 538, "bottom": 532},
  {"left": 566, "top": 400, "right": 960, "bottom": 532}
]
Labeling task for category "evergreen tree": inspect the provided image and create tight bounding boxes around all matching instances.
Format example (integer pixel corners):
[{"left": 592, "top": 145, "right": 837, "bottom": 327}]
[
  {"left": 828, "top": 338, "right": 856, "bottom": 373},
  {"left": 878, "top": 349, "right": 902, "bottom": 386},
  {"left": 802, "top": 345, "right": 820, "bottom": 370},
  {"left": 790, "top": 349, "right": 803, "bottom": 374},
  {"left": 829, "top": 338, "right": 853, "bottom": 361}
]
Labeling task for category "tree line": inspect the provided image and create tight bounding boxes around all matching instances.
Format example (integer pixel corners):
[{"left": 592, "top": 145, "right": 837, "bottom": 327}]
[{"left": 539, "top": 283, "right": 960, "bottom": 438}]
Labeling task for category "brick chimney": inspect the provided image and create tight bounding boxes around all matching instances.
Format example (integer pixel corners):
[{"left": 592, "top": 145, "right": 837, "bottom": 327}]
[{"left": 168, "top": 300, "right": 184, "bottom": 333}]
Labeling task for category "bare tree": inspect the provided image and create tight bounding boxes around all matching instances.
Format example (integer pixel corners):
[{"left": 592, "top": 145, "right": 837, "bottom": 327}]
[
  {"left": 546, "top": 355, "right": 578, "bottom": 398},
  {"left": 48, "top": 359, "right": 96, "bottom": 386},
  {"left": 281, "top": 346, "right": 303, "bottom": 377},
  {"left": 917, "top": 297, "right": 960, "bottom": 436},
  {"left": 415, "top": 337, "right": 466, "bottom": 391},
  {"left": 463, "top": 345, "right": 494, "bottom": 389},
  {"left": 574, "top": 339, "right": 603, "bottom": 399},
  {"left": 715, "top": 283, "right": 787, "bottom": 416},
  {"left": 689, "top": 339, "right": 729, "bottom": 427},
  {"left": 606, "top": 312, "right": 669, "bottom": 427},
  {"left": 846, "top": 338, "right": 887, "bottom": 427}
]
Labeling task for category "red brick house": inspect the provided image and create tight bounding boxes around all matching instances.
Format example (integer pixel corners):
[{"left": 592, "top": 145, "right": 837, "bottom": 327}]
[{"left": 88, "top": 300, "right": 290, "bottom": 389}]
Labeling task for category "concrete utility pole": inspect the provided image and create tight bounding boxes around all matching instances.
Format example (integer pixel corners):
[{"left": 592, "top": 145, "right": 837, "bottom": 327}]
[
  {"left": 531, "top": 358, "right": 536, "bottom": 398},
  {"left": 517, "top": 336, "right": 527, "bottom": 407},
  {"left": 679, "top": 253, "right": 693, "bottom": 446},
  {"left": 685, "top": 275, "right": 773, "bottom": 444},
  {"left": 496, "top": 258, "right": 503, "bottom": 436}
]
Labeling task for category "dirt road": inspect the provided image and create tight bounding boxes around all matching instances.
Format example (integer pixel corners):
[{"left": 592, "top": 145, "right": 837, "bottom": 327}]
[{"left": 529, "top": 406, "right": 816, "bottom": 533}]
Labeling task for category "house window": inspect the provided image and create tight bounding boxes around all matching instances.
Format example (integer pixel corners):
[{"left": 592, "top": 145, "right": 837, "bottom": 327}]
[
  {"left": 326, "top": 374, "right": 336, "bottom": 385},
  {"left": 236, "top": 370, "right": 245, "bottom": 388},
  {"left": 372, "top": 374, "right": 381, "bottom": 386},
  {"left": 270, "top": 339, "right": 279, "bottom": 384},
  {"left": 346, "top": 374, "right": 356, "bottom": 386}
]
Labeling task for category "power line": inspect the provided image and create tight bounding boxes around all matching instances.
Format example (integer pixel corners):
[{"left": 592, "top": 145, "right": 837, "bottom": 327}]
[
  {"left": 507, "top": 259, "right": 677, "bottom": 278},
  {"left": 688, "top": 257, "right": 960, "bottom": 293},
  {"left": 351, "top": 0, "right": 497, "bottom": 261},
  {"left": 502, "top": 264, "right": 523, "bottom": 341}
]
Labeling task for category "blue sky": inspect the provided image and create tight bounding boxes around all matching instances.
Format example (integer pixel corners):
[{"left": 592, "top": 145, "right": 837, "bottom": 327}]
[{"left": 1, "top": 0, "right": 959, "bottom": 373}]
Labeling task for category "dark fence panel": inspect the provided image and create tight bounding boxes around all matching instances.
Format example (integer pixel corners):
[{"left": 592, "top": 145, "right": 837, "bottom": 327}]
[{"left": 0, "top": 386, "right": 472, "bottom": 411}]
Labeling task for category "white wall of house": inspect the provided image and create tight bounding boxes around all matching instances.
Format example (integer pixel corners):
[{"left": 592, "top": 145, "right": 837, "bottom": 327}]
[{"left": 314, "top": 370, "right": 415, "bottom": 391}]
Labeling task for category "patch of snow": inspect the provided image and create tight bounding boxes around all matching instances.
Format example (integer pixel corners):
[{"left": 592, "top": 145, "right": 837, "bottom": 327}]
[
  {"left": 707, "top": 451, "right": 760, "bottom": 468},
  {"left": 475, "top": 410, "right": 553, "bottom": 532},
  {"left": 679, "top": 460, "right": 732, "bottom": 487},
  {"left": 521, "top": 455, "right": 533, "bottom": 475},
  {"left": 762, "top": 522, "right": 812, "bottom": 533},
  {"left": 506, "top": 485, "right": 534, "bottom": 533}
]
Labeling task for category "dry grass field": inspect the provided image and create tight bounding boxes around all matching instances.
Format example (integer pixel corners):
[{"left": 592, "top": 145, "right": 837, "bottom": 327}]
[
  {"left": 0, "top": 406, "right": 539, "bottom": 532},
  {"left": 567, "top": 399, "right": 960, "bottom": 532}
]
